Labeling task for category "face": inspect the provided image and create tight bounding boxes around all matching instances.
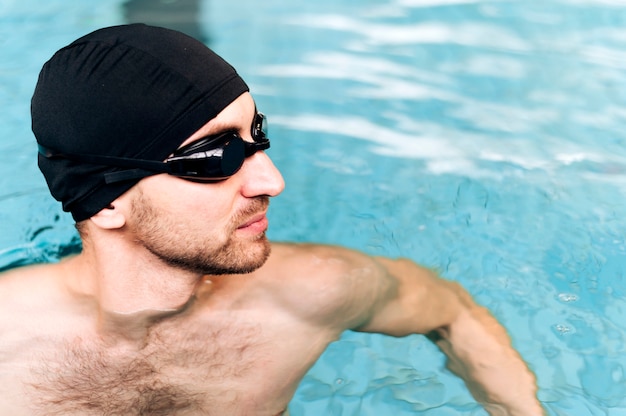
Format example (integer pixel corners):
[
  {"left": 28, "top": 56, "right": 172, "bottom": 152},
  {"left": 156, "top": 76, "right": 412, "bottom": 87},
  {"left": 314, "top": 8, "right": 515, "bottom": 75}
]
[{"left": 123, "top": 92, "right": 285, "bottom": 275}]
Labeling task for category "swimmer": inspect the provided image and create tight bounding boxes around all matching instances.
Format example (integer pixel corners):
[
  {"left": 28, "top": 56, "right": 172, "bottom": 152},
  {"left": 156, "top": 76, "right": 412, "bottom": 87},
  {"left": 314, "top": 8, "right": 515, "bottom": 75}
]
[{"left": 0, "top": 24, "right": 544, "bottom": 415}]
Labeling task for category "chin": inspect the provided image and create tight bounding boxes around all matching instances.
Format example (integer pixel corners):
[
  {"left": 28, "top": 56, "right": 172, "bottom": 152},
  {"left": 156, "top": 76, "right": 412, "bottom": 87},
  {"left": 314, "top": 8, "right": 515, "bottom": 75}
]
[
  {"left": 238, "top": 237, "right": 272, "bottom": 272},
  {"left": 201, "top": 236, "right": 271, "bottom": 276}
]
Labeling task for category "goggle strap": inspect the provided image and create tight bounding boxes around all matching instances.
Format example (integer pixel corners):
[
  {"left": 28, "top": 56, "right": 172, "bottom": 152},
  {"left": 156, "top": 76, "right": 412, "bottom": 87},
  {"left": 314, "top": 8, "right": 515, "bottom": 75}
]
[
  {"left": 104, "top": 168, "right": 162, "bottom": 184},
  {"left": 39, "top": 145, "right": 170, "bottom": 173}
]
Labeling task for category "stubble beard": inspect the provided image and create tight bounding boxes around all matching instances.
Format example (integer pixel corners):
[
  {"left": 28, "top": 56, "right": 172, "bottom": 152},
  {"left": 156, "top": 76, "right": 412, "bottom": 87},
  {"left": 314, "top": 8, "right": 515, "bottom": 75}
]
[{"left": 129, "top": 191, "right": 272, "bottom": 276}]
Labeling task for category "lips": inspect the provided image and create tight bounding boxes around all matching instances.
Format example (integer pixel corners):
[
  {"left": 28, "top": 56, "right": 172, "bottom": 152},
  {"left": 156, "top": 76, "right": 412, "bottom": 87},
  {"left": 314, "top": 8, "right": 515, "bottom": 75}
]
[{"left": 237, "top": 213, "right": 268, "bottom": 232}]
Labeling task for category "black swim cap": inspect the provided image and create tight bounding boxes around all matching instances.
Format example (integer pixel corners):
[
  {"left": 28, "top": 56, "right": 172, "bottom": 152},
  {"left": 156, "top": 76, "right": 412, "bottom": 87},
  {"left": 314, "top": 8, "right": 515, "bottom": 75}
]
[{"left": 32, "top": 24, "right": 249, "bottom": 221}]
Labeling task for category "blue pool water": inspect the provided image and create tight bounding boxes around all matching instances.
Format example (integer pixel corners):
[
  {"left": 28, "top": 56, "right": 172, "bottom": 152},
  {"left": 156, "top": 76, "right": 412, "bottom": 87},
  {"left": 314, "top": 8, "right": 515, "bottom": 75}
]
[{"left": 2, "top": 0, "right": 626, "bottom": 414}]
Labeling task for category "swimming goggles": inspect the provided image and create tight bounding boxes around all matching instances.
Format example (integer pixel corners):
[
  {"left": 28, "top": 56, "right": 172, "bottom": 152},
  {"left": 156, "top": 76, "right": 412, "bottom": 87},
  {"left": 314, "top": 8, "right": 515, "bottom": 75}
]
[{"left": 39, "top": 112, "right": 270, "bottom": 184}]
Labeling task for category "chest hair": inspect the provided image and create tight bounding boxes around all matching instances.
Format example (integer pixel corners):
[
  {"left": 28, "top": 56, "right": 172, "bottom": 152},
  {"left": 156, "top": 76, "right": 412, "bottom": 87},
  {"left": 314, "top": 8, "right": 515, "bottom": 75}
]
[{"left": 26, "top": 318, "right": 263, "bottom": 416}]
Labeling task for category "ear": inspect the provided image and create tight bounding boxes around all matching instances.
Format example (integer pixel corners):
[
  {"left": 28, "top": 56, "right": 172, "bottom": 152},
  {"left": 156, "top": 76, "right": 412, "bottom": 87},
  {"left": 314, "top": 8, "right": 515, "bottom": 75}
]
[{"left": 89, "top": 203, "right": 127, "bottom": 230}]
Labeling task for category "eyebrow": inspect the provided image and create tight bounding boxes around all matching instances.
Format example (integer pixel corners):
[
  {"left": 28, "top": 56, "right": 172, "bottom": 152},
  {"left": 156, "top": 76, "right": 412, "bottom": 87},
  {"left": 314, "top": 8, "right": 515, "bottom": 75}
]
[
  {"left": 191, "top": 104, "right": 257, "bottom": 142},
  {"left": 207, "top": 104, "right": 258, "bottom": 136},
  {"left": 203, "top": 122, "right": 234, "bottom": 135},
  {"left": 181, "top": 122, "right": 239, "bottom": 150}
]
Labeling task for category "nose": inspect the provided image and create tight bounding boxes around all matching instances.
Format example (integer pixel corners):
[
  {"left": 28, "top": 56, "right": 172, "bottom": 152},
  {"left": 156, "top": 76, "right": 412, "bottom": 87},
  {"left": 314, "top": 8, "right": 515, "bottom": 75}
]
[{"left": 239, "top": 151, "right": 285, "bottom": 198}]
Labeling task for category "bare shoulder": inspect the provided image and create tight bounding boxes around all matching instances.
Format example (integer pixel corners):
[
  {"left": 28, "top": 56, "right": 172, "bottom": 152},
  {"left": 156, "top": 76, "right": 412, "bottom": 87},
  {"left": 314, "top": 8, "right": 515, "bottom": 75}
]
[
  {"left": 265, "top": 242, "right": 386, "bottom": 284},
  {"left": 0, "top": 262, "right": 45, "bottom": 294},
  {"left": 0, "top": 261, "right": 68, "bottom": 313},
  {"left": 257, "top": 242, "right": 396, "bottom": 329},
  {"left": 0, "top": 261, "right": 59, "bottom": 286}
]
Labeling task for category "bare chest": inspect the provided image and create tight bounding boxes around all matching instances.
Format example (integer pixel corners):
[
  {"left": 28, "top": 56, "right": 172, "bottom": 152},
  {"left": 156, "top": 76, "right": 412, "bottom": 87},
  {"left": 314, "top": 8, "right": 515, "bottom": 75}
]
[{"left": 18, "top": 315, "right": 332, "bottom": 416}]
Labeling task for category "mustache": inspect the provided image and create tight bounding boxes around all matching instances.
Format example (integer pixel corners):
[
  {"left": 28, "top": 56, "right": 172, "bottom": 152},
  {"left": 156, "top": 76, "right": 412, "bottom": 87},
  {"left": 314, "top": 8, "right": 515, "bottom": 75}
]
[{"left": 232, "top": 196, "right": 270, "bottom": 226}]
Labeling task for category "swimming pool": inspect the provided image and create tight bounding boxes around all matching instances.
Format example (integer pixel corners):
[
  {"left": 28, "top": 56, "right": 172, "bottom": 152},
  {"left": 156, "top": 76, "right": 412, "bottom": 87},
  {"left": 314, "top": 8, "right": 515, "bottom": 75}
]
[{"left": 2, "top": 0, "right": 626, "bottom": 414}]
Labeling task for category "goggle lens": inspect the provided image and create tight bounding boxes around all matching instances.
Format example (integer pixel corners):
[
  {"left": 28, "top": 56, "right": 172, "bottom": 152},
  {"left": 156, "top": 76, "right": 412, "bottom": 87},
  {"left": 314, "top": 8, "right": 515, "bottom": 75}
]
[
  {"left": 166, "top": 112, "right": 269, "bottom": 181},
  {"left": 167, "top": 132, "right": 247, "bottom": 181}
]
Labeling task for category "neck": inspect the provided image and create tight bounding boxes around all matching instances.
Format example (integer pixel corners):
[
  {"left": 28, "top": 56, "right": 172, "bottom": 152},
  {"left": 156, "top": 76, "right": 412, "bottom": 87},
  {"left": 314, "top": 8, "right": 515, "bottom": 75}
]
[
  {"left": 64, "top": 244, "right": 209, "bottom": 343},
  {"left": 98, "top": 295, "right": 199, "bottom": 344}
]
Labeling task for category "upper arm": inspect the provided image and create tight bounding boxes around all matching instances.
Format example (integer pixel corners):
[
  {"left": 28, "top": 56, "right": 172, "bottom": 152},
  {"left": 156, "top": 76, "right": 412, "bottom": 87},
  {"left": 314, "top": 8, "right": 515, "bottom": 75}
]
[{"left": 355, "top": 257, "right": 470, "bottom": 336}]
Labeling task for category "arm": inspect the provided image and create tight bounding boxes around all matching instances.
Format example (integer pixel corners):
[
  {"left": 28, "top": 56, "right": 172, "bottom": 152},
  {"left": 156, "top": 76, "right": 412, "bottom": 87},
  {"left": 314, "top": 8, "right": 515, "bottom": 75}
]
[
  {"left": 355, "top": 256, "right": 544, "bottom": 416},
  {"left": 266, "top": 243, "right": 543, "bottom": 414}
]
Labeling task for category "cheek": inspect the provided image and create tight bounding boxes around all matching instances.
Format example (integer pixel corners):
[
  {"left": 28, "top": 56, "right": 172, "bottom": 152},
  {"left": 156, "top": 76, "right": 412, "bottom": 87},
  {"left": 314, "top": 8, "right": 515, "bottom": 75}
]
[
  {"left": 145, "top": 177, "right": 238, "bottom": 226},
  {"left": 184, "top": 197, "right": 233, "bottom": 226}
]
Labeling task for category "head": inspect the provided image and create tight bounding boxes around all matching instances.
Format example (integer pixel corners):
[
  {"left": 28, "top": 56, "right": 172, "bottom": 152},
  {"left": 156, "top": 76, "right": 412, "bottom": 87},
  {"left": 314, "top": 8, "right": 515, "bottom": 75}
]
[{"left": 32, "top": 24, "right": 284, "bottom": 274}]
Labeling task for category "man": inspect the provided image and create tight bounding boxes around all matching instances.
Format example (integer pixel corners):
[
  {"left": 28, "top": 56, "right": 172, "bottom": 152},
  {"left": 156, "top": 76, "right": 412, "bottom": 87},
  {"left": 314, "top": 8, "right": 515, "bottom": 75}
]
[{"left": 0, "top": 24, "right": 543, "bottom": 415}]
